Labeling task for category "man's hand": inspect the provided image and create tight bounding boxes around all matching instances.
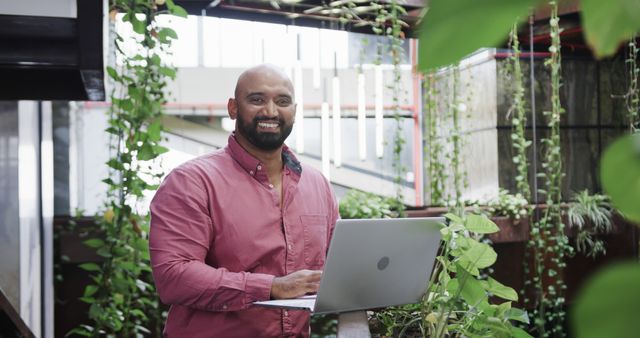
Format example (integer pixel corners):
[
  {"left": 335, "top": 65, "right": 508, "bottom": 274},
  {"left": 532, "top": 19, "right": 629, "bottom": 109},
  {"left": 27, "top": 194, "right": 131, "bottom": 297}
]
[{"left": 270, "top": 270, "right": 322, "bottom": 299}]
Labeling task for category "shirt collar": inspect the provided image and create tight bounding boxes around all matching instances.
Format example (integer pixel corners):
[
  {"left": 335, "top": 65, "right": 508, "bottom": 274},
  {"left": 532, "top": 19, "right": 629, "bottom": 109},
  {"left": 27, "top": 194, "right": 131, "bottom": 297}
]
[{"left": 226, "top": 133, "right": 302, "bottom": 180}]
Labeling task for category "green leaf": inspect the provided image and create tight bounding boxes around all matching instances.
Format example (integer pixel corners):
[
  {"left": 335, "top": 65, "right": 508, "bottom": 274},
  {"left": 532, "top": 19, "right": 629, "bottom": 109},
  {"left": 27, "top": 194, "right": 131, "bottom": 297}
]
[
  {"left": 65, "top": 327, "right": 92, "bottom": 337},
  {"left": 495, "top": 301, "right": 511, "bottom": 317},
  {"left": 444, "top": 212, "right": 464, "bottom": 225},
  {"left": 484, "top": 277, "right": 518, "bottom": 301},
  {"left": 456, "top": 265, "right": 487, "bottom": 307},
  {"left": 153, "top": 145, "right": 170, "bottom": 155},
  {"left": 572, "top": 261, "right": 640, "bottom": 338},
  {"left": 461, "top": 241, "right": 497, "bottom": 269},
  {"left": 137, "top": 143, "right": 156, "bottom": 161},
  {"left": 147, "top": 120, "right": 162, "bottom": 142},
  {"left": 96, "top": 246, "right": 112, "bottom": 258},
  {"left": 83, "top": 285, "right": 98, "bottom": 297},
  {"left": 106, "top": 66, "right": 119, "bottom": 81},
  {"left": 130, "top": 15, "right": 146, "bottom": 35},
  {"left": 107, "top": 158, "right": 125, "bottom": 171},
  {"left": 119, "top": 98, "right": 134, "bottom": 112},
  {"left": 78, "top": 263, "right": 101, "bottom": 272},
  {"left": 418, "top": 0, "right": 536, "bottom": 70},
  {"left": 599, "top": 134, "right": 640, "bottom": 223},
  {"left": 131, "top": 309, "right": 148, "bottom": 321},
  {"left": 159, "top": 66, "right": 177, "bottom": 78},
  {"left": 150, "top": 54, "right": 161, "bottom": 66},
  {"left": 581, "top": 0, "right": 640, "bottom": 58},
  {"left": 157, "top": 27, "right": 178, "bottom": 43},
  {"left": 171, "top": 5, "right": 188, "bottom": 18},
  {"left": 506, "top": 307, "right": 530, "bottom": 324},
  {"left": 465, "top": 214, "right": 500, "bottom": 234},
  {"left": 83, "top": 238, "right": 105, "bottom": 249}
]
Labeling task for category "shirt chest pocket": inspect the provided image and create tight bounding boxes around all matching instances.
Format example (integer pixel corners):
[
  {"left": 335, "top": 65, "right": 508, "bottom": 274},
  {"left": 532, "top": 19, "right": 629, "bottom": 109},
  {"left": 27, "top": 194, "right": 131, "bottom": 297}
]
[{"left": 301, "top": 215, "right": 328, "bottom": 267}]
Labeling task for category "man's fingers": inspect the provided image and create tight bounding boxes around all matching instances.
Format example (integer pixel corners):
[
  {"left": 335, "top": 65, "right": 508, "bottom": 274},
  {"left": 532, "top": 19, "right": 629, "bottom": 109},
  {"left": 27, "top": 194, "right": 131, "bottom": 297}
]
[
  {"left": 301, "top": 270, "right": 322, "bottom": 282},
  {"left": 305, "top": 282, "right": 320, "bottom": 293}
]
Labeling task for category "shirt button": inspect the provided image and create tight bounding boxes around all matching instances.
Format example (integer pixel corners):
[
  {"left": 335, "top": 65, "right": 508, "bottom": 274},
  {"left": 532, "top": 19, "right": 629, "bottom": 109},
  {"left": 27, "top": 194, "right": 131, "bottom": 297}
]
[
  {"left": 284, "top": 310, "right": 289, "bottom": 316},
  {"left": 257, "top": 165, "right": 262, "bottom": 170},
  {"left": 288, "top": 244, "right": 292, "bottom": 251},
  {"left": 222, "top": 304, "right": 228, "bottom": 310},
  {"left": 249, "top": 170, "right": 254, "bottom": 175},
  {"left": 268, "top": 184, "right": 274, "bottom": 188}
]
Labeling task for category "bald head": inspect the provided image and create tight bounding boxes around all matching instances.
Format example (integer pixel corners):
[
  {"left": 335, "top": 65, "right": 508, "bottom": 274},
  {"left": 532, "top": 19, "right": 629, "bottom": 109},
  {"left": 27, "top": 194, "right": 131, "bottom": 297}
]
[
  {"left": 228, "top": 64, "right": 297, "bottom": 152},
  {"left": 234, "top": 64, "right": 294, "bottom": 99}
]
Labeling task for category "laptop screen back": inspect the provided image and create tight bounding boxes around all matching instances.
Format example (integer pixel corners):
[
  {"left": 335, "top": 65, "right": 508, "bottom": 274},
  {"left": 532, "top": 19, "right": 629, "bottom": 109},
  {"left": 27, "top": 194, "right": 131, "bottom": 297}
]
[{"left": 313, "top": 217, "right": 443, "bottom": 314}]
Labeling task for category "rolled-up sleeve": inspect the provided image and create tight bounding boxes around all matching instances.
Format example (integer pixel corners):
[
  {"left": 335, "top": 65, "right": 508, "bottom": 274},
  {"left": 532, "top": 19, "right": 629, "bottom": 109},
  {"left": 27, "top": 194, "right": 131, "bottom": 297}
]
[{"left": 149, "top": 168, "right": 274, "bottom": 312}]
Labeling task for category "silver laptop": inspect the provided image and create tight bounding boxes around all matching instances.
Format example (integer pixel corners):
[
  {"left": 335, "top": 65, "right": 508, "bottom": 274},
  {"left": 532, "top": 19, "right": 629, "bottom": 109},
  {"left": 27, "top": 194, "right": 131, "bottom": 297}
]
[{"left": 253, "top": 217, "right": 443, "bottom": 314}]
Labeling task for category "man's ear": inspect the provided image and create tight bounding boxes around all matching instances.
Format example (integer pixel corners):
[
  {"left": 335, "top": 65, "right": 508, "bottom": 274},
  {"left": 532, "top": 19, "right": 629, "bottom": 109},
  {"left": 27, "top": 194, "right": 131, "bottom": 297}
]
[{"left": 228, "top": 98, "right": 237, "bottom": 120}]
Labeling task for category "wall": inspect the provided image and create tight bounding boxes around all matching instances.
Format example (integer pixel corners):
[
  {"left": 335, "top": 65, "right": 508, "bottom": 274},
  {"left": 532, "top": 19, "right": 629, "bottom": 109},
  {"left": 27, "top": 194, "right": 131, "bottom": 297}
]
[
  {"left": 0, "top": 0, "right": 76, "bottom": 18},
  {"left": 495, "top": 56, "right": 629, "bottom": 200},
  {"left": 425, "top": 50, "right": 500, "bottom": 204},
  {"left": 0, "top": 102, "right": 21, "bottom": 312}
]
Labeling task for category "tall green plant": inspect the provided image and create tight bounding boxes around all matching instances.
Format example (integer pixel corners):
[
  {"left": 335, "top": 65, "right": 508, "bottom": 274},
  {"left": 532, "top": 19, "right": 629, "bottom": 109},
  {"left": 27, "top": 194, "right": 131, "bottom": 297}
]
[
  {"left": 527, "top": 3, "right": 573, "bottom": 336},
  {"left": 626, "top": 37, "right": 639, "bottom": 133},
  {"left": 424, "top": 73, "right": 447, "bottom": 205},
  {"left": 388, "top": 0, "right": 407, "bottom": 213},
  {"left": 370, "top": 0, "right": 408, "bottom": 212},
  {"left": 69, "top": 1, "right": 186, "bottom": 337},
  {"left": 378, "top": 213, "right": 533, "bottom": 338},
  {"left": 508, "top": 21, "right": 532, "bottom": 200},
  {"left": 446, "top": 65, "right": 466, "bottom": 214}
]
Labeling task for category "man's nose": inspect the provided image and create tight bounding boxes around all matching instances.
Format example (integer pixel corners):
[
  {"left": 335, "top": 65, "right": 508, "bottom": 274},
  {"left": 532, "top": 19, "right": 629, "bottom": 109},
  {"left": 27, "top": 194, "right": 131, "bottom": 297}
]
[{"left": 263, "top": 100, "right": 278, "bottom": 117}]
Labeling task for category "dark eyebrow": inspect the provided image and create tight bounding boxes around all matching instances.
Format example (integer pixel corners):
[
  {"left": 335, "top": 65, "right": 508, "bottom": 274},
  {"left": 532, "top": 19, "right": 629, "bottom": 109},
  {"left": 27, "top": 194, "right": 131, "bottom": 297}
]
[{"left": 245, "top": 92, "right": 264, "bottom": 98}]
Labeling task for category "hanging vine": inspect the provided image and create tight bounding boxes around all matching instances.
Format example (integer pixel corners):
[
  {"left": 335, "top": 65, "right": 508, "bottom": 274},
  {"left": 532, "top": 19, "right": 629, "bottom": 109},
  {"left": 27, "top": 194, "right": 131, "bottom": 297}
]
[
  {"left": 508, "top": 21, "right": 532, "bottom": 200},
  {"left": 626, "top": 36, "right": 639, "bottom": 133},
  {"left": 446, "top": 65, "right": 466, "bottom": 214},
  {"left": 527, "top": 2, "right": 573, "bottom": 337},
  {"left": 369, "top": 0, "right": 409, "bottom": 212},
  {"left": 388, "top": 0, "right": 407, "bottom": 213},
  {"left": 424, "top": 73, "right": 447, "bottom": 205},
  {"left": 69, "top": 0, "right": 185, "bottom": 337}
]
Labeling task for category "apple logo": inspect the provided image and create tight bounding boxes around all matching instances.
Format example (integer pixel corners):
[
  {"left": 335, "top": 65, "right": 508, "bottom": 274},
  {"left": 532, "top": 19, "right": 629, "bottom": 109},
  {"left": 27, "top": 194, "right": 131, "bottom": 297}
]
[{"left": 377, "top": 256, "right": 390, "bottom": 271}]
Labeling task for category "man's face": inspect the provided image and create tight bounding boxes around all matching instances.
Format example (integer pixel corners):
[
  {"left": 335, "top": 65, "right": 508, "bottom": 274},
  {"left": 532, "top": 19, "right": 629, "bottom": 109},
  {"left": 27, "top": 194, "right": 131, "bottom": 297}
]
[{"left": 231, "top": 71, "right": 296, "bottom": 151}]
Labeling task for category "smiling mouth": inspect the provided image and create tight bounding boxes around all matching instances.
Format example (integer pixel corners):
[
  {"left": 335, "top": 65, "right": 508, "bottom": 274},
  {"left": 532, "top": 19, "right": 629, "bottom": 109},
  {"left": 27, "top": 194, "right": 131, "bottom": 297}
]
[{"left": 257, "top": 121, "right": 279, "bottom": 130}]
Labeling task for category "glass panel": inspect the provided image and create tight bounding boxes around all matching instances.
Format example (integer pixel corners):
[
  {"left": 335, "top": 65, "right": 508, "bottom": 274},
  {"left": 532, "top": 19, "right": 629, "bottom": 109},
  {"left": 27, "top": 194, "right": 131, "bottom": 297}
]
[{"left": 0, "top": 102, "right": 20, "bottom": 310}]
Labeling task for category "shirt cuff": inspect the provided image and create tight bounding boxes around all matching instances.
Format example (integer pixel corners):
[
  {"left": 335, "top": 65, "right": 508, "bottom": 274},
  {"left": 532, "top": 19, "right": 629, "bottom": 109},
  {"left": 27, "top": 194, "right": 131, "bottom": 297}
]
[{"left": 245, "top": 272, "right": 274, "bottom": 303}]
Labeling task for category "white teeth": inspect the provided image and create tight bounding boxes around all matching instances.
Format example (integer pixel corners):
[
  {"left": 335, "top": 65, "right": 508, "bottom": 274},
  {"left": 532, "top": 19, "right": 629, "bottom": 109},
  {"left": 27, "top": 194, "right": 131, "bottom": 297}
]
[{"left": 258, "top": 122, "right": 278, "bottom": 128}]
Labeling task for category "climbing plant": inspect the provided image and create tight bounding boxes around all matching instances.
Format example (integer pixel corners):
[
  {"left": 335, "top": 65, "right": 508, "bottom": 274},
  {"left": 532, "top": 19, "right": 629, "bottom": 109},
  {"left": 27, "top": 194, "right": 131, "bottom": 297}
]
[
  {"left": 525, "top": 2, "right": 573, "bottom": 337},
  {"left": 446, "top": 65, "right": 466, "bottom": 214},
  {"left": 508, "top": 21, "right": 532, "bottom": 200},
  {"left": 69, "top": 0, "right": 186, "bottom": 337},
  {"left": 424, "top": 73, "right": 447, "bottom": 205},
  {"left": 306, "top": 0, "right": 409, "bottom": 210},
  {"left": 375, "top": 214, "right": 533, "bottom": 338},
  {"left": 386, "top": 0, "right": 407, "bottom": 213},
  {"left": 626, "top": 36, "right": 639, "bottom": 133}
]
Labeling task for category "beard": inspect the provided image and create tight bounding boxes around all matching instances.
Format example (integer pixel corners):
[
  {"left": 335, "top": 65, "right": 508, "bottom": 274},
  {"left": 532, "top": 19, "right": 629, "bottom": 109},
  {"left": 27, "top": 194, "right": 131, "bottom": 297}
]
[{"left": 236, "top": 114, "right": 294, "bottom": 151}]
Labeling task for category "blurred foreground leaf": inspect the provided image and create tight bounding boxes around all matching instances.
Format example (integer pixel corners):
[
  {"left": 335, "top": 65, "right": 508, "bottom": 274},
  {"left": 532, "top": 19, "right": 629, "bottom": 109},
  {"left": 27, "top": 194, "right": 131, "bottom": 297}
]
[
  {"left": 599, "top": 133, "right": 640, "bottom": 223},
  {"left": 581, "top": 0, "right": 640, "bottom": 58},
  {"left": 418, "top": 0, "right": 535, "bottom": 70},
  {"left": 572, "top": 262, "right": 640, "bottom": 338}
]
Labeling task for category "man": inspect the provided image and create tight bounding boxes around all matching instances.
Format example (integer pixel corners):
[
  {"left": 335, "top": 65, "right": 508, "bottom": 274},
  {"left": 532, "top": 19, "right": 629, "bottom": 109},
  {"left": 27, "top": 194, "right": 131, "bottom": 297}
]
[{"left": 149, "top": 64, "right": 339, "bottom": 337}]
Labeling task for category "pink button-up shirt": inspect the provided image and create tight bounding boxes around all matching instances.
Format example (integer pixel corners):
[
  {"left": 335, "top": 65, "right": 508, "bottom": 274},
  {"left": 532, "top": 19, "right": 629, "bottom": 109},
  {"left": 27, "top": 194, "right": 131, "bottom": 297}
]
[{"left": 149, "top": 134, "right": 338, "bottom": 338}]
